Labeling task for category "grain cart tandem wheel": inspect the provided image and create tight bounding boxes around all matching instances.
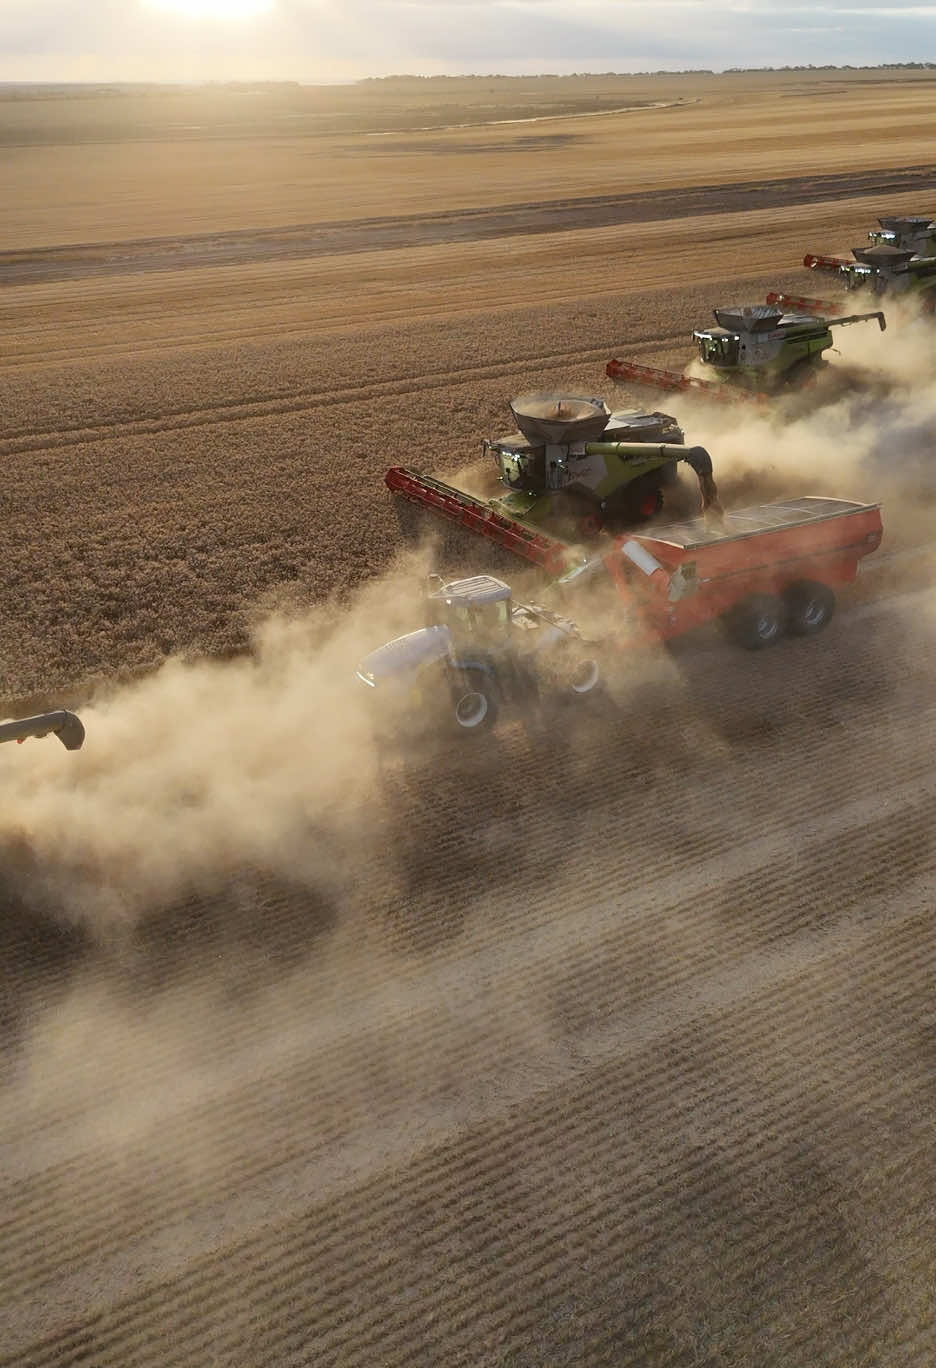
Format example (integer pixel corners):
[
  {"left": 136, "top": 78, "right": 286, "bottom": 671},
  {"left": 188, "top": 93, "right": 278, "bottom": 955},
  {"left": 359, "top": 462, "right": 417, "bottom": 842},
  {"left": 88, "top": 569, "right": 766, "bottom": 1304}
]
[
  {"left": 783, "top": 580, "right": 836, "bottom": 635},
  {"left": 726, "top": 594, "right": 786, "bottom": 650}
]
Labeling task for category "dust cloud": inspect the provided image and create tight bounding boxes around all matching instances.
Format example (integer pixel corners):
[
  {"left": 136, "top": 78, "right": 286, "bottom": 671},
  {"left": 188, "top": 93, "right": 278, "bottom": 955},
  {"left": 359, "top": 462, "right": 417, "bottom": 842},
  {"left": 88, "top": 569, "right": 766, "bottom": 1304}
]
[
  {"left": 2, "top": 550, "right": 436, "bottom": 937},
  {"left": 665, "top": 307, "right": 936, "bottom": 531}
]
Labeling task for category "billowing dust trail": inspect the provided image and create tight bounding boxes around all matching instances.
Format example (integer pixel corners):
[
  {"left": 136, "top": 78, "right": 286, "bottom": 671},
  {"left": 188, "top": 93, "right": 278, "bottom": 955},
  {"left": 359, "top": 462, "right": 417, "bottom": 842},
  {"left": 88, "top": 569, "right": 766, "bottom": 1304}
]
[{"left": 4, "top": 76, "right": 936, "bottom": 1368}]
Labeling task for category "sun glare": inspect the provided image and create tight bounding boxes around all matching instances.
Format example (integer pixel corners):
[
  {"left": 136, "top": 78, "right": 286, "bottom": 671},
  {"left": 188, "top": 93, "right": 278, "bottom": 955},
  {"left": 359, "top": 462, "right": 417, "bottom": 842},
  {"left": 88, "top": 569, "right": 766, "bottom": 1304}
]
[{"left": 144, "top": 0, "right": 274, "bottom": 20}]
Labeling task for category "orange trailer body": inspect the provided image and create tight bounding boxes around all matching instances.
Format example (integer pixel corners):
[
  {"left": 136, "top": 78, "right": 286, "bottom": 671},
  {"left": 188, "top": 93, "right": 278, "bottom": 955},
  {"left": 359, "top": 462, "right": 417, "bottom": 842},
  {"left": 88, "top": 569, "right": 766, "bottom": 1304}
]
[{"left": 599, "top": 497, "right": 882, "bottom": 644}]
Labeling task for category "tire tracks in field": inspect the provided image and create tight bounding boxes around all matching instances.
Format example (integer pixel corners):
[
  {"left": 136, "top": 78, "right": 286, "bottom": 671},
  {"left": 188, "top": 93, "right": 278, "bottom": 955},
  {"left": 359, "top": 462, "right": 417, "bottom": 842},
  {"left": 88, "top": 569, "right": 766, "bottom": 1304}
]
[
  {"left": 2, "top": 593, "right": 935, "bottom": 1358},
  {"left": 0, "top": 333, "right": 685, "bottom": 458},
  {"left": 4, "top": 894, "right": 933, "bottom": 1367},
  {"left": 4, "top": 163, "right": 936, "bottom": 287}
]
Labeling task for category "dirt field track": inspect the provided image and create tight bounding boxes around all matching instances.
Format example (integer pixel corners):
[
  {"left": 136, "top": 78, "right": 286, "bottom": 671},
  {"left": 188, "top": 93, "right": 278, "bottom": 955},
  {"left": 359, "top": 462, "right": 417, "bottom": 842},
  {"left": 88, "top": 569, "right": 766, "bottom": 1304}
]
[{"left": 3, "top": 73, "right": 936, "bottom": 1367}]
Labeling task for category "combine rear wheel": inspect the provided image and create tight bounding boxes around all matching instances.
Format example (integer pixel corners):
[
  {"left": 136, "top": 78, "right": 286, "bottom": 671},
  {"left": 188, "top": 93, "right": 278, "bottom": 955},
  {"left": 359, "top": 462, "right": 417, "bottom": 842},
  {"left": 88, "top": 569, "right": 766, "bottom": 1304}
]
[{"left": 783, "top": 580, "right": 836, "bottom": 635}]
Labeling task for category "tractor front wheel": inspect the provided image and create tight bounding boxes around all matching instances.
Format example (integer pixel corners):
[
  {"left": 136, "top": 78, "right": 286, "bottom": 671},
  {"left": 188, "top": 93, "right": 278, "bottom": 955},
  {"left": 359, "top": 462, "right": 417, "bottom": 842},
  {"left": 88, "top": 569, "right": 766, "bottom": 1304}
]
[
  {"left": 567, "top": 656, "right": 601, "bottom": 695},
  {"left": 452, "top": 669, "right": 499, "bottom": 736},
  {"left": 783, "top": 580, "right": 836, "bottom": 635},
  {"left": 726, "top": 594, "right": 785, "bottom": 650}
]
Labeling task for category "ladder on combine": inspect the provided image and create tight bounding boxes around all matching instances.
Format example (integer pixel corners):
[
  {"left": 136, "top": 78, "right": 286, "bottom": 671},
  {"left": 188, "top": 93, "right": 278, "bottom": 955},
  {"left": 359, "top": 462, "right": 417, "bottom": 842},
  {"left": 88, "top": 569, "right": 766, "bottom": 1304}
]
[
  {"left": 605, "top": 358, "right": 769, "bottom": 408},
  {"left": 385, "top": 467, "right": 576, "bottom": 576}
]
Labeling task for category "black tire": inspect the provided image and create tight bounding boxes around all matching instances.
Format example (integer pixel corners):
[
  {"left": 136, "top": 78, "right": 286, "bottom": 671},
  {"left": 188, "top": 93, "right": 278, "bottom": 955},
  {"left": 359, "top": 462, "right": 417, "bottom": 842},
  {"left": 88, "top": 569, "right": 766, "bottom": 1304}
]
[
  {"left": 451, "top": 668, "right": 499, "bottom": 736},
  {"left": 567, "top": 656, "right": 601, "bottom": 695},
  {"left": 726, "top": 593, "right": 785, "bottom": 650},
  {"left": 783, "top": 580, "right": 836, "bottom": 636},
  {"left": 603, "top": 473, "right": 664, "bottom": 531}
]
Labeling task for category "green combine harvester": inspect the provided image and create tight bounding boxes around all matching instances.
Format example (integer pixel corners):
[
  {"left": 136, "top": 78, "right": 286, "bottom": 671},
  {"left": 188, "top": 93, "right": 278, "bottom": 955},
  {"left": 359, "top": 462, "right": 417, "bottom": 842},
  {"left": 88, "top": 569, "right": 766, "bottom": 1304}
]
[
  {"left": 607, "top": 301, "right": 887, "bottom": 405},
  {"left": 386, "top": 392, "right": 721, "bottom": 569},
  {"left": 805, "top": 214, "right": 936, "bottom": 273},
  {"left": 867, "top": 215, "right": 936, "bottom": 255},
  {"left": 794, "top": 245, "right": 936, "bottom": 314}
]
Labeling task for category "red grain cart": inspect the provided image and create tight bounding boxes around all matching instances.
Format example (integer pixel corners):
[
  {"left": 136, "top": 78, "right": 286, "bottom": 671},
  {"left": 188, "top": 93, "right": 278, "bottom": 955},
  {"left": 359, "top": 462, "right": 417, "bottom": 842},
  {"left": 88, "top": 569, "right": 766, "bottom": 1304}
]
[{"left": 560, "top": 497, "right": 882, "bottom": 650}]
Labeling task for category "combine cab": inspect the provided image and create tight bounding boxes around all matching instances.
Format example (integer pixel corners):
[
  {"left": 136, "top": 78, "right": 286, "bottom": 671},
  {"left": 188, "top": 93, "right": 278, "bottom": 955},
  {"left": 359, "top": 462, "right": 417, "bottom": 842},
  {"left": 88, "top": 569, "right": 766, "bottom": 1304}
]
[
  {"left": 1, "top": 710, "right": 85, "bottom": 751},
  {"left": 387, "top": 392, "right": 722, "bottom": 577},
  {"left": 800, "top": 244, "right": 936, "bottom": 313},
  {"left": 607, "top": 300, "right": 886, "bottom": 403}
]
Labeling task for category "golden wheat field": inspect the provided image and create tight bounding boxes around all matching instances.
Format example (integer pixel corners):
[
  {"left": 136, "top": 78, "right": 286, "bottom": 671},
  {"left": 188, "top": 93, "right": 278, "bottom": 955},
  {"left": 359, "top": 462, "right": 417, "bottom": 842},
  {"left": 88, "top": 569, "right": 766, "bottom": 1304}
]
[{"left": 3, "top": 71, "right": 936, "bottom": 1367}]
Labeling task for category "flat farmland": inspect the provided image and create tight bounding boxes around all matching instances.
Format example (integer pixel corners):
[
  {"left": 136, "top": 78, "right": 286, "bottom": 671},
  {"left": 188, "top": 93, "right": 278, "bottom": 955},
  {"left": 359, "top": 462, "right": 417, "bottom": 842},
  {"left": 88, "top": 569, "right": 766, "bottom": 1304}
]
[{"left": 3, "top": 73, "right": 936, "bottom": 1367}]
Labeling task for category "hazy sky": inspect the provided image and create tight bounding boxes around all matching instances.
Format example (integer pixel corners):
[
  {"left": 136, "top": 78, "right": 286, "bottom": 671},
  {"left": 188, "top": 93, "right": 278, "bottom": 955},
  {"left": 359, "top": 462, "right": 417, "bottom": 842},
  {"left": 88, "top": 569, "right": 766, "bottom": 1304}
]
[{"left": 1, "top": 1, "right": 934, "bottom": 83}]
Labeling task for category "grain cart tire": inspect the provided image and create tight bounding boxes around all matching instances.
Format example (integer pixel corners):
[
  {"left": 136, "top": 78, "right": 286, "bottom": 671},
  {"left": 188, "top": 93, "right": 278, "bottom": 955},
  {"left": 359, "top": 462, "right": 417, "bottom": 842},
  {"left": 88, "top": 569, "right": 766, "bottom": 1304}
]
[
  {"left": 783, "top": 580, "right": 836, "bottom": 635},
  {"left": 452, "top": 668, "right": 498, "bottom": 736},
  {"left": 727, "top": 593, "right": 785, "bottom": 650}
]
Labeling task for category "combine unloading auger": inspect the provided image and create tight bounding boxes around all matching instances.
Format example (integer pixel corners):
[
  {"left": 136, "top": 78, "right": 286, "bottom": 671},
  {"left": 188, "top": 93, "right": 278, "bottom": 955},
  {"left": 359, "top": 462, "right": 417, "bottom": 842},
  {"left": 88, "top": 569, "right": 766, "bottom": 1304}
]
[
  {"left": 763, "top": 295, "right": 887, "bottom": 332},
  {"left": 1, "top": 710, "right": 85, "bottom": 751}
]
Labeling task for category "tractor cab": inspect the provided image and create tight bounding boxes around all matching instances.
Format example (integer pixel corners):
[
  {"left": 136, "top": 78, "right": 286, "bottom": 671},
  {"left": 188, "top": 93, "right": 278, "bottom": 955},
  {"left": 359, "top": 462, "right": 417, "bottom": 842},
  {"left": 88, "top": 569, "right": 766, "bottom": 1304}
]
[{"left": 426, "top": 575, "right": 513, "bottom": 653}]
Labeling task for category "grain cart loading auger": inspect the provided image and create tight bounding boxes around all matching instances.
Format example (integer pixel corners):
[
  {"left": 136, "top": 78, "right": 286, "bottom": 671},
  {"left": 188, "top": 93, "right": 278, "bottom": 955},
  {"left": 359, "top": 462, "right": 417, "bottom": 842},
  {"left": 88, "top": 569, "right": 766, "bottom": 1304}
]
[
  {"left": 0, "top": 710, "right": 85, "bottom": 751},
  {"left": 386, "top": 392, "right": 722, "bottom": 577},
  {"left": 607, "top": 301, "right": 886, "bottom": 403}
]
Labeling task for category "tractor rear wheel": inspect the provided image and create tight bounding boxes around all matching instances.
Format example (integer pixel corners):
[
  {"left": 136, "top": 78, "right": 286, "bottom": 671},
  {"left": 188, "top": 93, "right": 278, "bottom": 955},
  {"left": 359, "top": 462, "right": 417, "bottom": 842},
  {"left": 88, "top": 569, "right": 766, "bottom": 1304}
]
[
  {"left": 783, "top": 580, "right": 836, "bottom": 635},
  {"left": 726, "top": 593, "right": 785, "bottom": 650}
]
